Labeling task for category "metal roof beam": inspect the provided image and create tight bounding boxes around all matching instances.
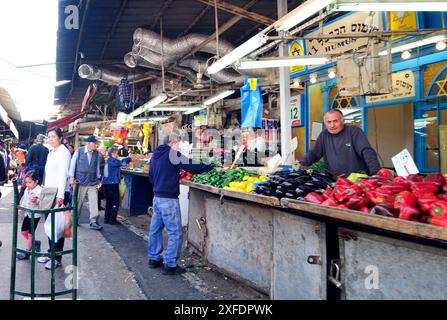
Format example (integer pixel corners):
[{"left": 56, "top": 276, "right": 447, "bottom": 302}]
[
  {"left": 100, "top": 0, "right": 129, "bottom": 59},
  {"left": 196, "top": 0, "right": 274, "bottom": 26},
  {"left": 177, "top": 5, "right": 212, "bottom": 38},
  {"left": 68, "top": 0, "right": 91, "bottom": 107},
  {"left": 151, "top": 0, "right": 175, "bottom": 29},
  {"left": 178, "top": 0, "right": 259, "bottom": 64}
]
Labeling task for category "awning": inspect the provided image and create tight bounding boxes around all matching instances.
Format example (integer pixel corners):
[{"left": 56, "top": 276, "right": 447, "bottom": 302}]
[{"left": 48, "top": 84, "right": 96, "bottom": 129}]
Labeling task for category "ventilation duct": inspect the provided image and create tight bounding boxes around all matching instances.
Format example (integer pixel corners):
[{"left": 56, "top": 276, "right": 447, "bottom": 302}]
[
  {"left": 132, "top": 29, "right": 269, "bottom": 79},
  {"left": 125, "top": 52, "right": 199, "bottom": 85},
  {"left": 78, "top": 64, "right": 147, "bottom": 85},
  {"left": 133, "top": 28, "right": 235, "bottom": 57}
]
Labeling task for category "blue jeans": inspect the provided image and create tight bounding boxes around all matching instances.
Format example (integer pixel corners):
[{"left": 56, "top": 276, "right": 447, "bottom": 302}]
[{"left": 148, "top": 197, "right": 183, "bottom": 268}]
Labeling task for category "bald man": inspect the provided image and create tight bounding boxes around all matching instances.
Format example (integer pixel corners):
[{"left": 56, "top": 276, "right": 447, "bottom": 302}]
[{"left": 300, "top": 109, "right": 381, "bottom": 176}]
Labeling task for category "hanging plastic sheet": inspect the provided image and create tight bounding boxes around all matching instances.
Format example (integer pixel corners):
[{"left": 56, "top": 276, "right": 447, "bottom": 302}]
[{"left": 240, "top": 78, "right": 263, "bottom": 128}]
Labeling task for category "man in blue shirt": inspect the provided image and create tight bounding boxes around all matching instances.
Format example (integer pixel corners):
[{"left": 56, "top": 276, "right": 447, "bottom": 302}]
[{"left": 148, "top": 130, "right": 213, "bottom": 275}]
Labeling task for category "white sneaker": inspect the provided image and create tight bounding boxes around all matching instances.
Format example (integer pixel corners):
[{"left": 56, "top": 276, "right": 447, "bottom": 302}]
[
  {"left": 45, "top": 260, "right": 61, "bottom": 270},
  {"left": 37, "top": 256, "right": 50, "bottom": 264}
]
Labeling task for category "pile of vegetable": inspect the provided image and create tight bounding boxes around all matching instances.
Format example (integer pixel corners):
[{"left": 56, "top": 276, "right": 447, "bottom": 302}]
[
  {"left": 254, "top": 169, "right": 336, "bottom": 199},
  {"left": 306, "top": 168, "right": 447, "bottom": 228},
  {"left": 224, "top": 175, "right": 267, "bottom": 193},
  {"left": 190, "top": 168, "right": 259, "bottom": 188}
]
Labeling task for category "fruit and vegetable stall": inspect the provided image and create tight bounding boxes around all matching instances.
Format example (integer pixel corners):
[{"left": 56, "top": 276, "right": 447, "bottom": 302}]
[{"left": 181, "top": 167, "right": 447, "bottom": 300}]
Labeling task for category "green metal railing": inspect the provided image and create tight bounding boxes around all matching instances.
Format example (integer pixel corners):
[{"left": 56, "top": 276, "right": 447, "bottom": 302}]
[{"left": 10, "top": 180, "right": 79, "bottom": 300}]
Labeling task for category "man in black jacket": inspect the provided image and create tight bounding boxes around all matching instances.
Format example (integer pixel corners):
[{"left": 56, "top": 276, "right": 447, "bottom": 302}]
[
  {"left": 26, "top": 134, "right": 49, "bottom": 184},
  {"left": 300, "top": 109, "right": 381, "bottom": 177}
]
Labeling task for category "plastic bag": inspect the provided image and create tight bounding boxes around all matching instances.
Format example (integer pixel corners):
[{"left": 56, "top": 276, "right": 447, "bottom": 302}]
[
  {"left": 44, "top": 209, "right": 66, "bottom": 242},
  {"left": 240, "top": 78, "right": 263, "bottom": 128},
  {"left": 63, "top": 210, "right": 73, "bottom": 238}
]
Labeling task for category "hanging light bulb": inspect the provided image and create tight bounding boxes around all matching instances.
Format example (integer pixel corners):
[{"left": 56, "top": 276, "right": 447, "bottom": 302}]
[
  {"left": 310, "top": 73, "right": 317, "bottom": 84},
  {"left": 401, "top": 50, "right": 411, "bottom": 60},
  {"left": 436, "top": 41, "right": 447, "bottom": 51},
  {"left": 328, "top": 68, "right": 336, "bottom": 79}
]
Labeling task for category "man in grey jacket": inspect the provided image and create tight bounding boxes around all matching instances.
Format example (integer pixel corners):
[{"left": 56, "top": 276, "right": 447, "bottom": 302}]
[
  {"left": 69, "top": 136, "right": 103, "bottom": 230},
  {"left": 300, "top": 109, "right": 381, "bottom": 177}
]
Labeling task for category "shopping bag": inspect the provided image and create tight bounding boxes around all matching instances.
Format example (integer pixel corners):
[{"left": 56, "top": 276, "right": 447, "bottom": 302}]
[
  {"left": 44, "top": 208, "right": 66, "bottom": 242},
  {"left": 240, "top": 78, "right": 263, "bottom": 129}
]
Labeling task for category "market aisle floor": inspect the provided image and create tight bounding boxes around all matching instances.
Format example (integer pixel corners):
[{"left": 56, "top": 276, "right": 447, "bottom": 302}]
[
  {"left": 0, "top": 183, "right": 145, "bottom": 300},
  {"left": 0, "top": 184, "right": 265, "bottom": 300}
]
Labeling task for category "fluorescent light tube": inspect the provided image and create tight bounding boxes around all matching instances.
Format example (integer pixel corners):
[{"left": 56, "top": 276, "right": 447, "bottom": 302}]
[
  {"left": 203, "top": 90, "right": 235, "bottom": 106},
  {"left": 207, "top": 34, "right": 268, "bottom": 74},
  {"left": 274, "top": 0, "right": 336, "bottom": 32},
  {"left": 237, "top": 56, "right": 329, "bottom": 69},
  {"left": 129, "top": 94, "right": 168, "bottom": 117},
  {"left": 184, "top": 105, "right": 207, "bottom": 115},
  {"left": 131, "top": 116, "right": 170, "bottom": 123},
  {"left": 150, "top": 106, "right": 203, "bottom": 112},
  {"left": 333, "top": 0, "right": 447, "bottom": 12},
  {"left": 378, "top": 34, "right": 447, "bottom": 56}
]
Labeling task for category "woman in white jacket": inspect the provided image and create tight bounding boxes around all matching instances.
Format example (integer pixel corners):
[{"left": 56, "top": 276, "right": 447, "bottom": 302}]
[{"left": 37, "top": 127, "right": 71, "bottom": 270}]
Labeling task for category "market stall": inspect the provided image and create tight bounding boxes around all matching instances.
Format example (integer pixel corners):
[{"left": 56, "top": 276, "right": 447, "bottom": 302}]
[
  {"left": 120, "top": 156, "right": 153, "bottom": 216},
  {"left": 182, "top": 168, "right": 447, "bottom": 300}
]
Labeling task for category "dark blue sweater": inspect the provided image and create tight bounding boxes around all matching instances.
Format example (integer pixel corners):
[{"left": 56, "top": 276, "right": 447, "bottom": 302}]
[{"left": 149, "top": 145, "right": 213, "bottom": 199}]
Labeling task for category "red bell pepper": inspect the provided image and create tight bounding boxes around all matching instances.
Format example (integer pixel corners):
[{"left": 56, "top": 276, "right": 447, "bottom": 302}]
[
  {"left": 346, "top": 195, "right": 365, "bottom": 210},
  {"left": 438, "top": 193, "right": 447, "bottom": 201},
  {"left": 394, "top": 191, "right": 417, "bottom": 209},
  {"left": 429, "top": 201, "right": 447, "bottom": 219},
  {"left": 410, "top": 182, "right": 439, "bottom": 194},
  {"left": 321, "top": 198, "right": 338, "bottom": 207},
  {"left": 354, "top": 179, "right": 379, "bottom": 191},
  {"left": 380, "top": 183, "right": 409, "bottom": 194},
  {"left": 393, "top": 176, "right": 412, "bottom": 187},
  {"left": 359, "top": 206, "right": 370, "bottom": 214},
  {"left": 398, "top": 206, "right": 421, "bottom": 221},
  {"left": 417, "top": 192, "right": 439, "bottom": 212},
  {"left": 304, "top": 192, "right": 324, "bottom": 204},
  {"left": 335, "top": 177, "right": 352, "bottom": 187},
  {"left": 425, "top": 173, "right": 445, "bottom": 187},
  {"left": 322, "top": 186, "right": 334, "bottom": 200},
  {"left": 376, "top": 168, "right": 395, "bottom": 179},
  {"left": 443, "top": 176, "right": 447, "bottom": 192},
  {"left": 407, "top": 174, "right": 424, "bottom": 183},
  {"left": 428, "top": 216, "right": 447, "bottom": 228},
  {"left": 364, "top": 190, "right": 396, "bottom": 206}
]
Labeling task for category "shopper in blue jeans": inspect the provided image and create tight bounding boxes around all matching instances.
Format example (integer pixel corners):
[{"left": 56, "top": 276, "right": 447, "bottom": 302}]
[{"left": 148, "top": 130, "right": 213, "bottom": 275}]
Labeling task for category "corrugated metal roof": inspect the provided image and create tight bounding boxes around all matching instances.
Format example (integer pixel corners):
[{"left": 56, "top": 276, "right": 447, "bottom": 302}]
[{"left": 55, "top": 0, "right": 303, "bottom": 113}]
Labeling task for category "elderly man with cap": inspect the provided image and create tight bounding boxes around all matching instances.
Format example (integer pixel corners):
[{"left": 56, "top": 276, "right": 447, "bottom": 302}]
[
  {"left": 68, "top": 135, "right": 104, "bottom": 230},
  {"left": 26, "top": 134, "right": 49, "bottom": 184}
]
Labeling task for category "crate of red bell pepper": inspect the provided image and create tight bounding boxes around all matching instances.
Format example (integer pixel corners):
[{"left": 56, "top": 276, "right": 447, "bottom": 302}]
[{"left": 303, "top": 168, "right": 447, "bottom": 228}]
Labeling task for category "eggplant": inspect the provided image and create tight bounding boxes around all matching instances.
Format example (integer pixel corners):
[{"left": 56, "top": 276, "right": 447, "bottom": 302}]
[
  {"left": 371, "top": 205, "right": 399, "bottom": 218},
  {"left": 295, "top": 186, "right": 313, "bottom": 197},
  {"left": 276, "top": 185, "right": 287, "bottom": 193},
  {"left": 285, "top": 191, "right": 298, "bottom": 198},
  {"left": 263, "top": 187, "right": 275, "bottom": 197},
  {"left": 304, "top": 181, "right": 327, "bottom": 190},
  {"left": 293, "top": 176, "right": 310, "bottom": 185},
  {"left": 282, "top": 181, "right": 297, "bottom": 189},
  {"left": 275, "top": 190, "right": 285, "bottom": 199}
]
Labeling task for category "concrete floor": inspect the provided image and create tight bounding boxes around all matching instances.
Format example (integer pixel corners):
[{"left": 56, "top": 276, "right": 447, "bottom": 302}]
[{"left": 0, "top": 183, "right": 267, "bottom": 300}]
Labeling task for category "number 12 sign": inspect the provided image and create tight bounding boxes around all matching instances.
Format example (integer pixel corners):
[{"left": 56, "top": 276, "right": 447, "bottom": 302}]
[{"left": 290, "top": 95, "right": 302, "bottom": 127}]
